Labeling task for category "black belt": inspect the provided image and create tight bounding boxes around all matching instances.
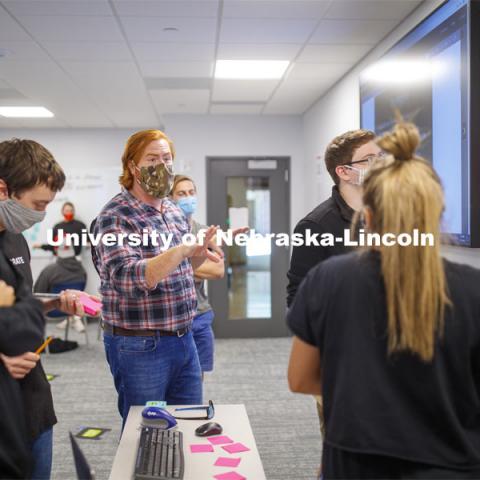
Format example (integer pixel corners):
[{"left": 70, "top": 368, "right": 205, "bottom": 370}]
[{"left": 102, "top": 322, "right": 190, "bottom": 337}]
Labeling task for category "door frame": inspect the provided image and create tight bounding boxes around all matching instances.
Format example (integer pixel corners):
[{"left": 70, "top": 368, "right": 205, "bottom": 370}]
[{"left": 206, "top": 156, "right": 291, "bottom": 338}]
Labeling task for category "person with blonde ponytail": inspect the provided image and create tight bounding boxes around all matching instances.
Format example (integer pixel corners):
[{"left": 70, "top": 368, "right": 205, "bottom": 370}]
[{"left": 287, "top": 122, "right": 480, "bottom": 478}]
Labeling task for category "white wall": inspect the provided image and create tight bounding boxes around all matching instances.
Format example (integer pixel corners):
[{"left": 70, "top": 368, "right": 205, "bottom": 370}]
[
  {"left": 302, "top": 0, "right": 480, "bottom": 267},
  {"left": 0, "top": 114, "right": 305, "bottom": 291}
]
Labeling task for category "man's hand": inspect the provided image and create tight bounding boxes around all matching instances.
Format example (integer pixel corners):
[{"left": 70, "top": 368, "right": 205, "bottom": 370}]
[
  {"left": 182, "top": 225, "right": 220, "bottom": 263},
  {"left": 0, "top": 280, "right": 15, "bottom": 307},
  {"left": 57, "top": 290, "right": 101, "bottom": 317},
  {"left": 0, "top": 352, "right": 40, "bottom": 379}
]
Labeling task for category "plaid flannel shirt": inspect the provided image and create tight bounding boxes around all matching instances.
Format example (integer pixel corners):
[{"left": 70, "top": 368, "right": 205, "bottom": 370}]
[{"left": 93, "top": 189, "right": 196, "bottom": 331}]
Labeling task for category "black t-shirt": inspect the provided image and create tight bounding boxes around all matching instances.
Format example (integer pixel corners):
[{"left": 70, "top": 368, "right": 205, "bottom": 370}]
[
  {"left": 1, "top": 231, "right": 57, "bottom": 440},
  {"left": 288, "top": 250, "right": 480, "bottom": 469},
  {"left": 286, "top": 186, "right": 354, "bottom": 307}
]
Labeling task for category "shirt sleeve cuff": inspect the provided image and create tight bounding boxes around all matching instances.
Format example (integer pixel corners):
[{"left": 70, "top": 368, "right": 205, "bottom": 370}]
[{"left": 135, "top": 259, "right": 158, "bottom": 291}]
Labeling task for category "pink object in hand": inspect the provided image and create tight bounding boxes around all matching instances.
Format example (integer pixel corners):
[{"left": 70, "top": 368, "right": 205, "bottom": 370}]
[{"left": 79, "top": 293, "right": 101, "bottom": 316}]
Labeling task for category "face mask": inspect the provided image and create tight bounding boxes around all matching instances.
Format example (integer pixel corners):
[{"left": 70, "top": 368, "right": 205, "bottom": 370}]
[
  {"left": 64, "top": 213, "right": 74, "bottom": 222},
  {"left": 135, "top": 163, "right": 174, "bottom": 198},
  {"left": 177, "top": 196, "right": 197, "bottom": 217},
  {"left": 0, "top": 198, "right": 46, "bottom": 234},
  {"left": 345, "top": 165, "right": 368, "bottom": 186}
]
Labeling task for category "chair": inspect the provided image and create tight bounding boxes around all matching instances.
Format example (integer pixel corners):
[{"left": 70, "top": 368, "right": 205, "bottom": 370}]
[
  {"left": 69, "top": 432, "right": 96, "bottom": 480},
  {"left": 46, "top": 281, "right": 89, "bottom": 345}
]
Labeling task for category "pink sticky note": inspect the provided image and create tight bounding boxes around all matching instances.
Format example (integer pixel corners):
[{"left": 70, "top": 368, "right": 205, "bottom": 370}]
[
  {"left": 208, "top": 436, "right": 234, "bottom": 445},
  {"left": 214, "top": 457, "right": 242, "bottom": 468},
  {"left": 79, "top": 294, "right": 101, "bottom": 316},
  {"left": 213, "top": 472, "right": 246, "bottom": 480},
  {"left": 222, "top": 443, "right": 250, "bottom": 454},
  {"left": 190, "top": 444, "right": 214, "bottom": 453}
]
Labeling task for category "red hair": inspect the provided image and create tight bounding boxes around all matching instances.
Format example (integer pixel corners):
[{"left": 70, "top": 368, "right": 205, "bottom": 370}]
[{"left": 119, "top": 129, "right": 175, "bottom": 189}]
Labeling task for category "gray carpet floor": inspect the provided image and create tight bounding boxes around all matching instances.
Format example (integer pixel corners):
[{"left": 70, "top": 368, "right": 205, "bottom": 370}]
[{"left": 42, "top": 322, "right": 322, "bottom": 480}]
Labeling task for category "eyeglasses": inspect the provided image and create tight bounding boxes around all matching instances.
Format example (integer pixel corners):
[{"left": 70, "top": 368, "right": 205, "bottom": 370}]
[
  {"left": 344, "top": 151, "right": 387, "bottom": 167},
  {"left": 173, "top": 400, "right": 215, "bottom": 420}
]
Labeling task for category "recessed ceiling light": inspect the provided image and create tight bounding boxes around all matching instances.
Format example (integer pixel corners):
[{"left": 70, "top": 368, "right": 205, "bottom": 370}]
[
  {"left": 0, "top": 106, "right": 54, "bottom": 118},
  {"left": 215, "top": 60, "right": 289, "bottom": 80},
  {"left": 163, "top": 27, "right": 179, "bottom": 32}
]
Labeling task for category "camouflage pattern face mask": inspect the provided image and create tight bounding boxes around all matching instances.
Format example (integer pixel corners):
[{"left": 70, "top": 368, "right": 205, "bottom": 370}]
[{"left": 135, "top": 162, "right": 174, "bottom": 198}]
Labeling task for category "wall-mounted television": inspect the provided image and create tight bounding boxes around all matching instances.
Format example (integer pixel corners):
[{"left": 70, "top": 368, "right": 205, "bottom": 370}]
[{"left": 360, "top": 0, "right": 480, "bottom": 247}]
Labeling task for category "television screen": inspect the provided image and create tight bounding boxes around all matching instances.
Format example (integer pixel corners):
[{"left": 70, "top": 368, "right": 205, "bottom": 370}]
[{"left": 360, "top": 0, "right": 474, "bottom": 245}]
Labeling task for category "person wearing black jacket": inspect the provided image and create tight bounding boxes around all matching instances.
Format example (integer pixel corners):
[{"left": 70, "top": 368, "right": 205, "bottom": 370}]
[
  {"left": 0, "top": 138, "right": 97, "bottom": 480},
  {"left": 286, "top": 129, "right": 381, "bottom": 477},
  {"left": 286, "top": 128, "right": 381, "bottom": 307},
  {"left": 0, "top": 250, "right": 44, "bottom": 479}
]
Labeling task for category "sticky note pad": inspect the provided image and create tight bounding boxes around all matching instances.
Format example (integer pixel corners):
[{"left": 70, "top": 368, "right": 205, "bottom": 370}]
[
  {"left": 190, "top": 444, "right": 214, "bottom": 453},
  {"left": 222, "top": 443, "right": 250, "bottom": 454},
  {"left": 79, "top": 294, "right": 102, "bottom": 316},
  {"left": 214, "top": 457, "right": 242, "bottom": 468},
  {"left": 208, "top": 436, "right": 234, "bottom": 445},
  {"left": 75, "top": 427, "right": 111, "bottom": 440},
  {"left": 214, "top": 472, "right": 246, "bottom": 480}
]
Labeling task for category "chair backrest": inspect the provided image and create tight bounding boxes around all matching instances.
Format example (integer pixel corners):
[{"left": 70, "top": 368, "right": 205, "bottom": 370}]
[
  {"left": 69, "top": 432, "right": 95, "bottom": 480},
  {"left": 46, "top": 281, "right": 87, "bottom": 318}
]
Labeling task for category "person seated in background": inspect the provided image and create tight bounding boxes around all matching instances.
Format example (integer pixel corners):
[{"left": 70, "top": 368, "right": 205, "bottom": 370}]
[
  {"left": 0, "top": 256, "right": 44, "bottom": 478},
  {"left": 287, "top": 122, "right": 480, "bottom": 478},
  {"left": 170, "top": 175, "right": 224, "bottom": 378},
  {"left": 34, "top": 242, "right": 87, "bottom": 333},
  {"left": 34, "top": 201, "right": 87, "bottom": 256}
]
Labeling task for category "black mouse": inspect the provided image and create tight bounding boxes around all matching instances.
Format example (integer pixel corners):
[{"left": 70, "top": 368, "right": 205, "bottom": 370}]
[{"left": 195, "top": 422, "right": 223, "bottom": 437}]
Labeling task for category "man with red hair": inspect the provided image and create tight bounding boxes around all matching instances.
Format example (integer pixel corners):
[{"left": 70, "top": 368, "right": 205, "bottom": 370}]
[{"left": 93, "top": 129, "right": 219, "bottom": 426}]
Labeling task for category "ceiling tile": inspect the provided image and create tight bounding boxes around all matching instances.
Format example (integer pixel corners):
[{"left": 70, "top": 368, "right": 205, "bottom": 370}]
[
  {"left": 265, "top": 79, "right": 328, "bottom": 114},
  {"left": 223, "top": 1, "right": 330, "bottom": 19},
  {"left": 60, "top": 61, "right": 158, "bottom": 126},
  {"left": 298, "top": 44, "right": 372, "bottom": 63},
  {"left": 145, "top": 77, "right": 212, "bottom": 90},
  {"left": 0, "top": 41, "right": 50, "bottom": 60},
  {"left": 220, "top": 18, "right": 318, "bottom": 44},
  {"left": 217, "top": 43, "right": 301, "bottom": 61},
  {"left": 0, "top": 59, "right": 114, "bottom": 126},
  {"left": 114, "top": 1, "right": 219, "bottom": 17},
  {"left": 325, "top": 1, "right": 422, "bottom": 21},
  {"left": 210, "top": 103, "right": 264, "bottom": 114},
  {"left": 0, "top": 12, "right": 31, "bottom": 41},
  {"left": 2, "top": 1, "right": 113, "bottom": 16},
  {"left": 0, "top": 87, "right": 27, "bottom": 100},
  {"left": 120, "top": 17, "right": 217, "bottom": 43},
  {"left": 131, "top": 43, "right": 215, "bottom": 62},
  {"left": 212, "top": 79, "right": 279, "bottom": 102},
  {"left": 139, "top": 61, "right": 213, "bottom": 78},
  {"left": 150, "top": 89, "right": 210, "bottom": 114},
  {"left": 43, "top": 41, "right": 132, "bottom": 61},
  {"left": 287, "top": 62, "right": 352, "bottom": 82},
  {"left": 17, "top": 15, "right": 124, "bottom": 42},
  {"left": 311, "top": 19, "right": 398, "bottom": 44}
]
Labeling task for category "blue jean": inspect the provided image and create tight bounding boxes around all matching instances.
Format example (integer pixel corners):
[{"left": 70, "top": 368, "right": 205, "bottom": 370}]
[
  {"left": 192, "top": 310, "right": 215, "bottom": 372},
  {"left": 104, "top": 331, "right": 202, "bottom": 425},
  {"left": 30, "top": 427, "right": 53, "bottom": 480}
]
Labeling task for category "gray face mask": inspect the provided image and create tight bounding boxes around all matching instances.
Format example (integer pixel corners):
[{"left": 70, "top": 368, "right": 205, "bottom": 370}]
[{"left": 0, "top": 198, "right": 46, "bottom": 234}]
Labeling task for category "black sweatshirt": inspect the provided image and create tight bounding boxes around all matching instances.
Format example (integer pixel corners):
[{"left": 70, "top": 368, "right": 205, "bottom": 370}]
[
  {"left": 286, "top": 186, "right": 354, "bottom": 307},
  {"left": 1, "top": 232, "right": 57, "bottom": 441},
  {"left": 0, "top": 244, "right": 45, "bottom": 479}
]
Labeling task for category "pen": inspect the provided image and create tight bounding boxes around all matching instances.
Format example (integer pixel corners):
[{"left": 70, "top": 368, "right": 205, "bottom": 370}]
[{"left": 35, "top": 336, "right": 54, "bottom": 354}]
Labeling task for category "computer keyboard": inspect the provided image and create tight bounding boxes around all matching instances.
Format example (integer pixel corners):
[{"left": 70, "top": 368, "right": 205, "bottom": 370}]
[{"left": 134, "top": 427, "right": 184, "bottom": 480}]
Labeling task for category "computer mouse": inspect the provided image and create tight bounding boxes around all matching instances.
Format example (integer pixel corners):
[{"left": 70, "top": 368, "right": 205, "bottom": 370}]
[
  {"left": 141, "top": 407, "right": 177, "bottom": 430},
  {"left": 195, "top": 422, "right": 223, "bottom": 437}
]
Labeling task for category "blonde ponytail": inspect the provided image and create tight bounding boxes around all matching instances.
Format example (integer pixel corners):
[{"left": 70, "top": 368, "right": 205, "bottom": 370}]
[{"left": 364, "top": 122, "right": 451, "bottom": 361}]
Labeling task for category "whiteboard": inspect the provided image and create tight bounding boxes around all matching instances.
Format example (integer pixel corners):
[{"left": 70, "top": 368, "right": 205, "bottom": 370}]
[{"left": 23, "top": 166, "right": 122, "bottom": 257}]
